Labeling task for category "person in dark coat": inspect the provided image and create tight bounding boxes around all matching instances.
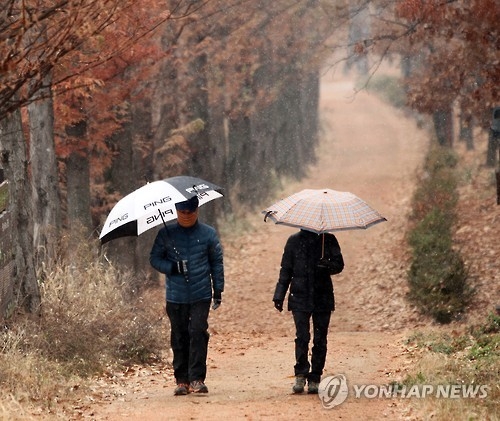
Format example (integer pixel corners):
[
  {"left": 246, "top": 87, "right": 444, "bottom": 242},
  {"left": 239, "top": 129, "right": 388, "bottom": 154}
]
[
  {"left": 150, "top": 195, "right": 224, "bottom": 396},
  {"left": 273, "top": 229, "right": 344, "bottom": 394}
]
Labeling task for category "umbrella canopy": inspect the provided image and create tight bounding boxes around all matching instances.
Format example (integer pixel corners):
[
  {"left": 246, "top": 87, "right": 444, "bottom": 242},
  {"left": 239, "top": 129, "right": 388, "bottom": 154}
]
[
  {"left": 262, "top": 188, "right": 386, "bottom": 234},
  {"left": 99, "top": 176, "right": 223, "bottom": 244}
]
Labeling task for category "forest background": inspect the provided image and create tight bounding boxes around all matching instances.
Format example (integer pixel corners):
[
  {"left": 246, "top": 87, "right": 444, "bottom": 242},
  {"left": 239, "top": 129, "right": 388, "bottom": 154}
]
[
  {"left": 0, "top": 0, "right": 499, "bottom": 419},
  {"left": 1, "top": 0, "right": 498, "bottom": 318}
]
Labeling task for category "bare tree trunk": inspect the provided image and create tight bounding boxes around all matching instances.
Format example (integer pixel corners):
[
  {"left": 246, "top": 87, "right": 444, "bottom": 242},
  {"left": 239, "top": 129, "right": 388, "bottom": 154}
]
[
  {"left": 206, "top": 54, "right": 230, "bottom": 214},
  {"left": 130, "top": 101, "right": 157, "bottom": 282},
  {"left": 103, "top": 102, "right": 156, "bottom": 284},
  {"left": 300, "top": 70, "right": 320, "bottom": 164},
  {"left": 65, "top": 120, "right": 92, "bottom": 241},
  {"left": 496, "top": 168, "right": 500, "bottom": 205},
  {"left": 27, "top": 72, "right": 61, "bottom": 264},
  {"left": 274, "top": 72, "right": 309, "bottom": 179},
  {"left": 66, "top": 153, "right": 92, "bottom": 235},
  {"left": 226, "top": 115, "right": 251, "bottom": 204},
  {"left": 486, "top": 108, "right": 500, "bottom": 167},
  {"left": 345, "top": 2, "right": 370, "bottom": 75},
  {"left": 458, "top": 105, "right": 474, "bottom": 150},
  {"left": 433, "top": 108, "right": 453, "bottom": 147},
  {"left": 102, "top": 121, "right": 136, "bottom": 271},
  {"left": 486, "top": 129, "right": 499, "bottom": 167},
  {"left": 183, "top": 52, "right": 220, "bottom": 226},
  {"left": 0, "top": 109, "right": 40, "bottom": 315}
]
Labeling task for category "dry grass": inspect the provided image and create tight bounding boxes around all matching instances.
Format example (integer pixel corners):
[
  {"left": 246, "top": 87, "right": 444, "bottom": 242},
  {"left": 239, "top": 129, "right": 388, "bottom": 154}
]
[
  {"left": 401, "top": 135, "right": 500, "bottom": 421},
  {"left": 403, "top": 322, "right": 499, "bottom": 420},
  {"left": 0, "top": 239, "right": 168, "bottom": 418}
]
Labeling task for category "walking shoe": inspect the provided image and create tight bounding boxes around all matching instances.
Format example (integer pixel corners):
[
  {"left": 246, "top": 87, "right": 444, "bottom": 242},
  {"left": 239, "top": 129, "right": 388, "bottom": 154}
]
[
  {"left": 189, "top": 380, "right": 208, "bottom": 393},
  {"left": 292, "top": 375, "right": 306, "bottom": 394},
  {"left": 308, "top": 381, "right": 319, "bottom": 394},
  {"left": 174, "top": 383, "right": 190, "bottom": 396}
]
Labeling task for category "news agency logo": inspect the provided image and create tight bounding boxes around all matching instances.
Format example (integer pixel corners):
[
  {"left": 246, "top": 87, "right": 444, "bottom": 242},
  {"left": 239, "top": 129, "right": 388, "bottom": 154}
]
[
  {"left": 318, "top": 374, "right": 349, "bottom": 409},
  {"left": 318, "top": 375, "right": 489, "bottom": 409}
]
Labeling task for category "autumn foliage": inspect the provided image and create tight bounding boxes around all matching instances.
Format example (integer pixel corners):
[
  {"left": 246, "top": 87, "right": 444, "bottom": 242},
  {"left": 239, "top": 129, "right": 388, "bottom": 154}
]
[
  {"left": 1, "top": 0, "right": 499, "bottom": 315},
  {"left": 391, "top": 0, "right": 499, "bottom": 127}
]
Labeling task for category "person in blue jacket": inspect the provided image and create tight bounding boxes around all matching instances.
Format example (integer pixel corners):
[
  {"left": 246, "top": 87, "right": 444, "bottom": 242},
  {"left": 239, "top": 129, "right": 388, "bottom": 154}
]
[{"left": 150, "top": 195, "right": 224, "bottom": 396}]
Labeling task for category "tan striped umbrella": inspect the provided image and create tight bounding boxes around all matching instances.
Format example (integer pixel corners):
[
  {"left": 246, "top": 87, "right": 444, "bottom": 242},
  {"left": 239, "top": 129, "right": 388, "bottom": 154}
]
[{"left": 262, "top": 189, "right": 386, "bottom": 234}]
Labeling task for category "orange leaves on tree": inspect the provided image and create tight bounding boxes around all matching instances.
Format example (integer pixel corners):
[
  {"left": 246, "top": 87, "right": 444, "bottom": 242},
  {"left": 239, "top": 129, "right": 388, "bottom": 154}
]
[
  {"left": 388, "top": 0, "right": 500, "bottom": 128},
  {"left": 50, "top": 0, "right": 169, "bottom": 175},
  {"left": 395, "top": 0, "right": 445, "bottom": 23}
]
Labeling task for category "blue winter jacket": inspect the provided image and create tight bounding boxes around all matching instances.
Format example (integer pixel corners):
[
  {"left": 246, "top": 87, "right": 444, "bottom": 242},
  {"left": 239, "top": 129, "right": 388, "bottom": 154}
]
[{"left": 149, "top": 221, "right": 224, "bottom": 304}]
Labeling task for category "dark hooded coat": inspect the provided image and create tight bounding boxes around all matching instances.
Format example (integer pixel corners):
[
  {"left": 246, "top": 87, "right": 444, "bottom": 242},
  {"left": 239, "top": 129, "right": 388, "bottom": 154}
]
[{"left": 273, "top": 230, "right": 344, "bottom": 312}]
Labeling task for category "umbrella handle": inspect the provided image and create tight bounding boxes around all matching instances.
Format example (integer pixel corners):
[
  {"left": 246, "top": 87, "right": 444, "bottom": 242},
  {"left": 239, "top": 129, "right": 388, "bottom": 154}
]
[
  {"left": 158, "top": 208, "right": 168, "bottom": 228},
  {"left": 264, "top": 210, "right": 274, "bottom": 222},
  {"left": 321, "top": 233, "right": 325, "bottom": 259}
]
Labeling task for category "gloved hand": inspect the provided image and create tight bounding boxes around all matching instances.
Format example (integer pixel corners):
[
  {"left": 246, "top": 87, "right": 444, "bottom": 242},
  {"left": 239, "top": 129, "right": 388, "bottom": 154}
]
[
  {"left": 274, "top": 299, "right": 283, "bottom": 312},
  {"left": 171, "top": 260, "right": 188, "bottom": 275},
  {"left": 317, "top": 258, "right": 331, "bottom": 269},
  {"left": 317, "top": 256, "right": 344, "bottom": 275},
  {"left": 212, "top": 290, "right": 222, "bottom": 310}
]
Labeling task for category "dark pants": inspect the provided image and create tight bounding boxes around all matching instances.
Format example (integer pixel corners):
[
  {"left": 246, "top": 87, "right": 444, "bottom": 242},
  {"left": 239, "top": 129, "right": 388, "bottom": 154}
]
[
  {"left": 292, "top": 311, "right": 331, "bottom": 383},
  {"left": 166, "top": 300, "right": 211, "bottom": 384}
]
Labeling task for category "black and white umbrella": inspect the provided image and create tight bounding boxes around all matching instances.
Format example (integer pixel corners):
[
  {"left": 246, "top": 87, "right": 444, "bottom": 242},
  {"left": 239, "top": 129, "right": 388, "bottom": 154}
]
[{"left": 99, "top": 176, "right": 223, "bottom": 244}]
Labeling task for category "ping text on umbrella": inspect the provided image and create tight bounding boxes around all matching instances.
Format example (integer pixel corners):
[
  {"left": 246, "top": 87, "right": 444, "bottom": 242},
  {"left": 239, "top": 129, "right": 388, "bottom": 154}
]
[
  {"left": 109, "top": 213, "right": 129, "bottom": 227},
  {"left": 146, "top": 209, "right": 174, "bottom": 225},
  {"left": 143, "top": 196, "right": 172, "bottom": 210},
  {"left": 186, "top": 183, "right": 211, "bottom": 194}
]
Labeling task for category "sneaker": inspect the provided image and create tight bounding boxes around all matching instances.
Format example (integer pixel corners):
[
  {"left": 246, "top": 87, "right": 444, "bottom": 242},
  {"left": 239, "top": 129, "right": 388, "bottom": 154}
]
[
  {"left": 292, "top": 375, "right": 306, "bottom": 394},
  {"left": 174, "top": 383, "right": 190, "bottom": 396},
  {"left": 189, "top": 380, "right": 208, "bottom": 393},
  {"left": 308, "top": 381, "right": 319, "bottom": 394}
]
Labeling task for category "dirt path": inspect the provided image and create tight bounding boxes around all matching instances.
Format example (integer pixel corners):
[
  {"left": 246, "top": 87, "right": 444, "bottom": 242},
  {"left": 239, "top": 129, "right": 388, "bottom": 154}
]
[{"left": 83, "top": 69, "right": 430, "bottom": 420}]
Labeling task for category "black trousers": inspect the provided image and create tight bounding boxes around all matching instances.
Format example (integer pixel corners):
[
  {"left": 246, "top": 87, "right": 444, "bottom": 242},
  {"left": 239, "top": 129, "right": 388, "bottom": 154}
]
[
  {"left": 166, "top": 300, "right": 211, "bottom": 384},
  {"left": 292, "top": 311, "right": 331, "bottom": 383}
]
